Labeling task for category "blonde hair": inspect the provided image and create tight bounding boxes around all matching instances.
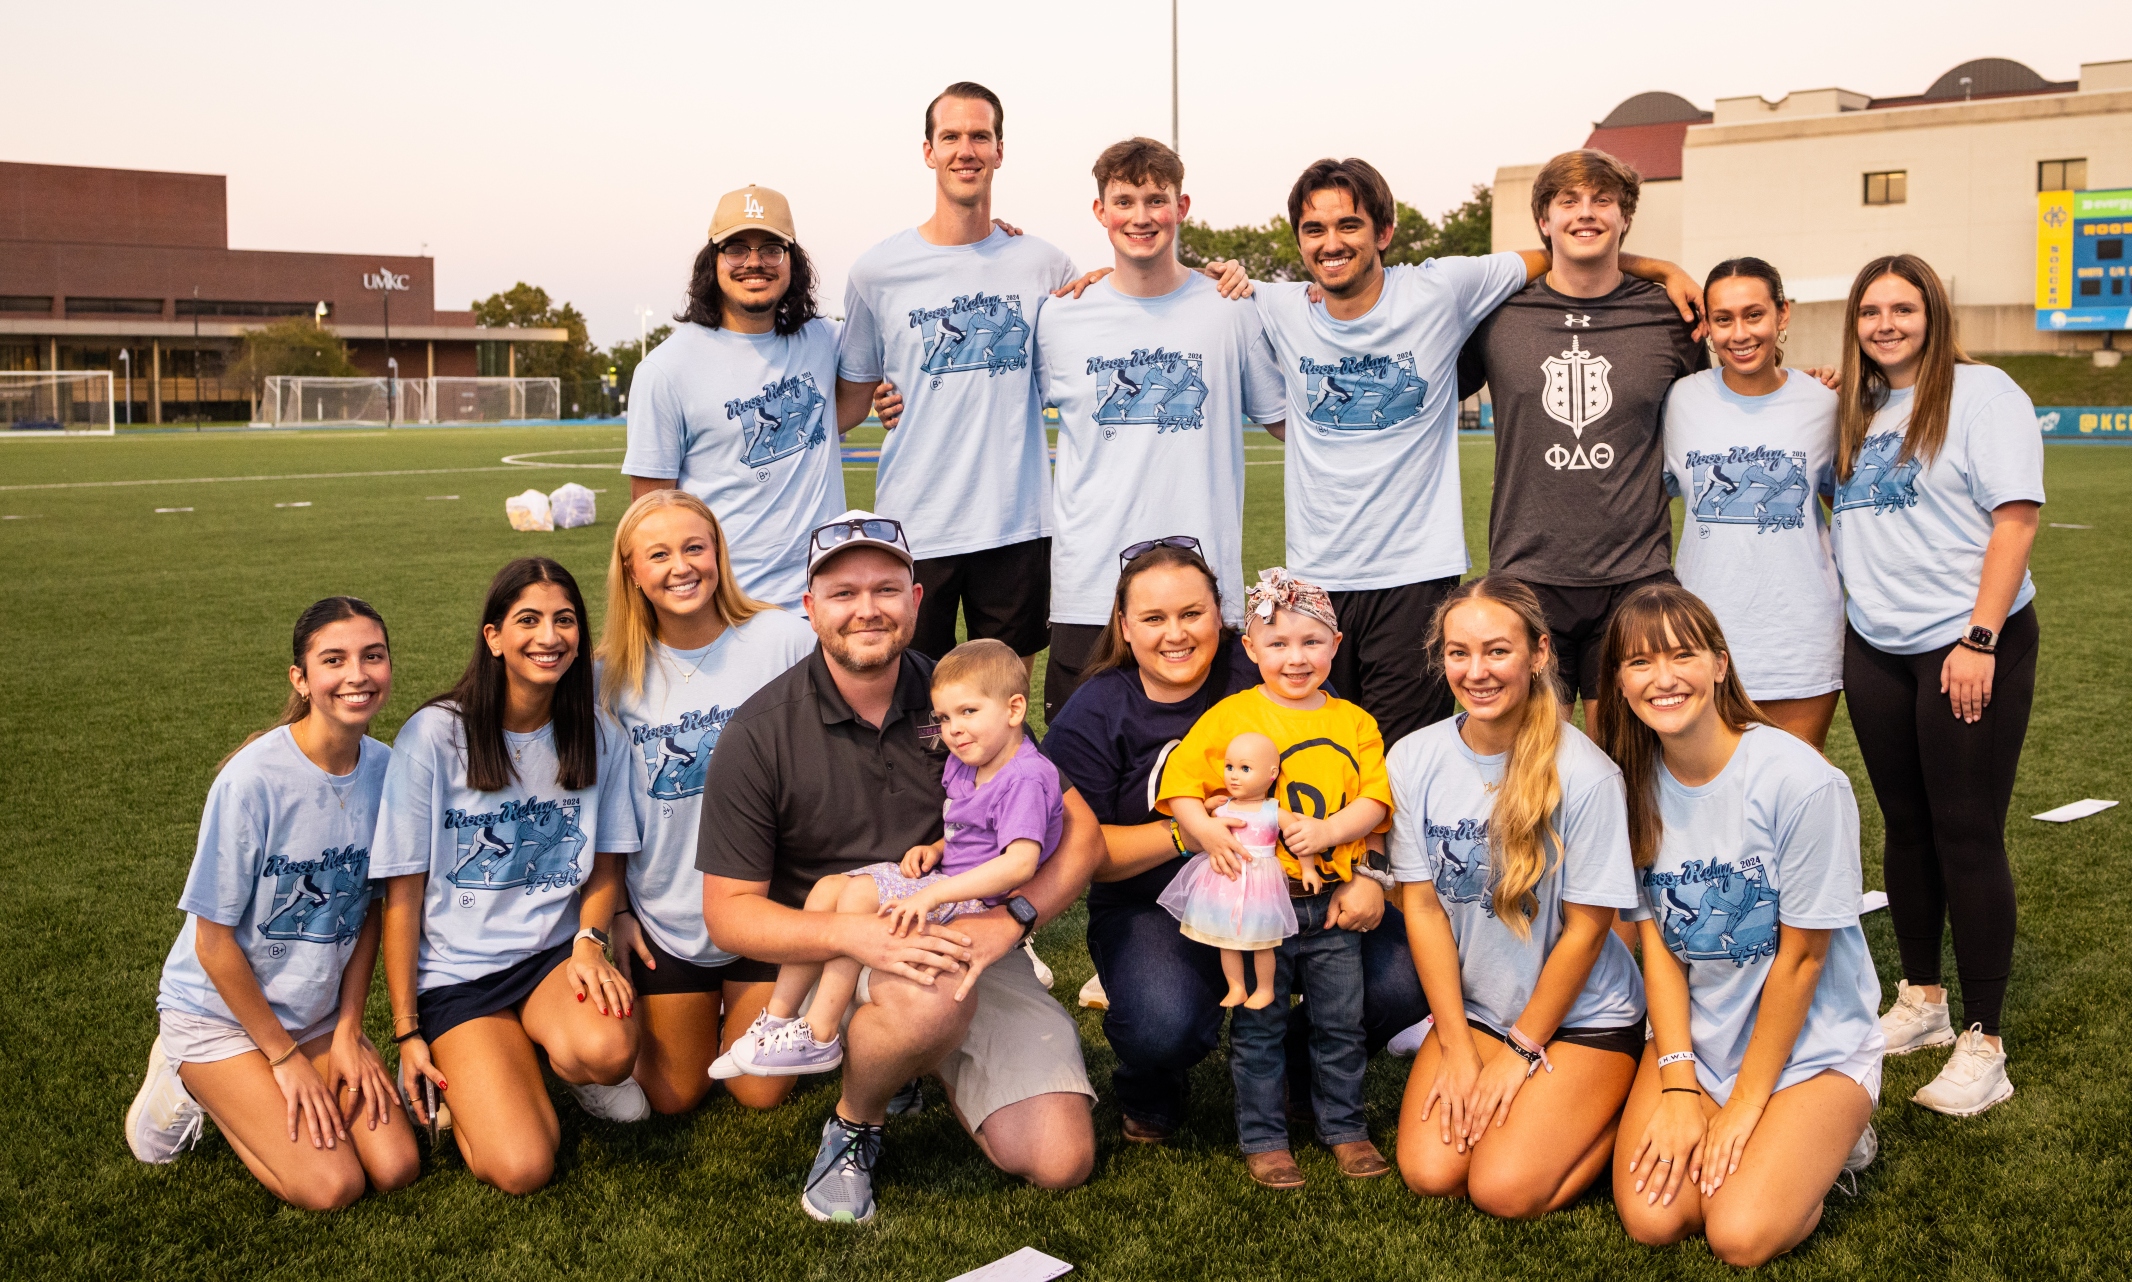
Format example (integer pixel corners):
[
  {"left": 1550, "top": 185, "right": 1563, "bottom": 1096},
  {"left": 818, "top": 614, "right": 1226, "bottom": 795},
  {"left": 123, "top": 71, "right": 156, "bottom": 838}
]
[
  {"left": 932, "top": 638, "right": 1029, "bottom": 705},
  {"left": 1836, "top": 253, "right": 1973, "bottom": 484},
  {"left": 1426, "top": 575, "right": 1566, "bottom": 939},
  {"left": 598, "top": 489, "right": 774, "bottom": 712}
]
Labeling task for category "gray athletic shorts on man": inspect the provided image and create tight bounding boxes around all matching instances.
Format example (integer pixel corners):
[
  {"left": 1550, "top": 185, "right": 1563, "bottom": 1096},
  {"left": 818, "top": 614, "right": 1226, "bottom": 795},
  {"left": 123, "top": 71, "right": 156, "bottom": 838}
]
[{"left": 858, "top": 945, "right": 1093, "bottom": 1132}]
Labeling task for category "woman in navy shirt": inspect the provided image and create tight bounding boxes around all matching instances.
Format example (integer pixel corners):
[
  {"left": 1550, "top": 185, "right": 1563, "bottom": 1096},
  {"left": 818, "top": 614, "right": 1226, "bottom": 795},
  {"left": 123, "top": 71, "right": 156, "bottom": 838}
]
[{"left": 1045, "top": 540, "right": 1425, "bottom": 1151}]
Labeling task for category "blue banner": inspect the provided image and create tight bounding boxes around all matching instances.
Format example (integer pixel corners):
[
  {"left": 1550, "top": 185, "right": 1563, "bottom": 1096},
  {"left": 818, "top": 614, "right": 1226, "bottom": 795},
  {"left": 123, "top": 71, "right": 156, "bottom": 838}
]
[{"left": 2036, "top": 406, "right": 2132, "bottom": 441}]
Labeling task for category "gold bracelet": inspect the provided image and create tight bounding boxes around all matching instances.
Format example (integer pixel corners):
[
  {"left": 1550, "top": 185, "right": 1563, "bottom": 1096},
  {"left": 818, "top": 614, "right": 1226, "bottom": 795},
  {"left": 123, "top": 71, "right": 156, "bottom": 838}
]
[
  {"left": 268, "top": 1043, "right": 302, "bottom": 1068},
  {"left": 393, "top": 1012, "right": 421, "bottom": 1028}
]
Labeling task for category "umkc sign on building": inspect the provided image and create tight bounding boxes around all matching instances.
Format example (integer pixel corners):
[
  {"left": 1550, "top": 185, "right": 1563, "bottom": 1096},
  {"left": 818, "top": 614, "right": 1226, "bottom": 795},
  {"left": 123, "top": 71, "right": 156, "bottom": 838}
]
[{"left": 0, "top": 160, "right": 564, "bottom": 422}]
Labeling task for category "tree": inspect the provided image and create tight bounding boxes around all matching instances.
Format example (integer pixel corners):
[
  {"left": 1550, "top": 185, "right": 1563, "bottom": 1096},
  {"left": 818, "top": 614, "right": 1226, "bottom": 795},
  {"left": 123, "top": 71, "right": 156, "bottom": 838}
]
[
  {"left": 607, "top": 324, "right": 674, "bottom": 401},
  {"left": 1178, "top": 185, "right": 1494, "bottom": 279},
  {"left": 472, "top": 282, "right": 609, "bottom": 416},
  {"left": 225, "top": 316, "right": 359, "bottom": 400}
]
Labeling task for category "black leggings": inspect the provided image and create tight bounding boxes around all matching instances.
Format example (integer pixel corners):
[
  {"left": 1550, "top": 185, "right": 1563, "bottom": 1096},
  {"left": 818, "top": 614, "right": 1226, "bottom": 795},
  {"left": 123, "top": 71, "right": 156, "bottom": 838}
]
[{"left": 1842, "top": 605, "right": 2037, "bottom": 1037}]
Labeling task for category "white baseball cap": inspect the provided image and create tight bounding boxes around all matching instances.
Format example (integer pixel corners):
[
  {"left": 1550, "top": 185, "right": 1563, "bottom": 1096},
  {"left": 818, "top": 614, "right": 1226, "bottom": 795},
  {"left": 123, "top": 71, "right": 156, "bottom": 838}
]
[{"left": 806, "top": 510, "right": 914, "bottom": 578}]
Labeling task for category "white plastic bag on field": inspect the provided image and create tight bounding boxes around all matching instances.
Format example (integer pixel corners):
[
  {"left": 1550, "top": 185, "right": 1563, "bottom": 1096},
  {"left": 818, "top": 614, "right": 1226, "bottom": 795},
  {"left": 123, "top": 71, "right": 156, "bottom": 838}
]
[
  {"left": 549, "top": 482, "right": 596, "bottom": 530},
  {"left": 506, "top": 488, "right": 553, "bottom": 532}
]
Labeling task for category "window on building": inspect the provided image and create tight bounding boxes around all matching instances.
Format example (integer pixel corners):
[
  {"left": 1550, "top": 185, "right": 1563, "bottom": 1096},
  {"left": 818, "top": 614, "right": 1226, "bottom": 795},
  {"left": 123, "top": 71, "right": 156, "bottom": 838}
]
[
  {"left": 175, "top": 299, "right": 330, "bottom": 318},
  {"left": 0, "top": 296, "right": 54, "bottom": 314},
  {"left": 2038, "top": 159, "right": 2088, "bottom": 192},
  {"left": 64, "top": 297, "right": 164, "bottom": 315},
  {"left": 1863, "top": 171, "right": 1907, "bottom": 206}
]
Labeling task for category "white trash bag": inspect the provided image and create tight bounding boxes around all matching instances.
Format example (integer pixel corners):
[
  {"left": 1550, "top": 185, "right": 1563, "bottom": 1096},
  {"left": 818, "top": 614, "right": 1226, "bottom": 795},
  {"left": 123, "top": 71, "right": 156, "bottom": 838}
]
[
  {"left": 506, "top": 488, "right": 553, "bottom": 532},
  {"left": 549, "top": 482, "right": 597, "bottom": 530}
]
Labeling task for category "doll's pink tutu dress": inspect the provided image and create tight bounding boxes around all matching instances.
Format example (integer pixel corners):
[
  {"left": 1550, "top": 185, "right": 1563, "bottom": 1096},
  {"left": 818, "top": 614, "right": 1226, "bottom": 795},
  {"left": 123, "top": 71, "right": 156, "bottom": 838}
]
[{"left": 1157, "top": 799, "right": 1299, "bottom": 950}]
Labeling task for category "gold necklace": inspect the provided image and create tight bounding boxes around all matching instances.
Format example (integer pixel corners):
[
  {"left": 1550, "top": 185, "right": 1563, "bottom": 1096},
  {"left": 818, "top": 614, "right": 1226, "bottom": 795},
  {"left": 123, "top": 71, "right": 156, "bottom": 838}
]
[{"left": 665, "top": 642, "right": 715, "bottom": 685}]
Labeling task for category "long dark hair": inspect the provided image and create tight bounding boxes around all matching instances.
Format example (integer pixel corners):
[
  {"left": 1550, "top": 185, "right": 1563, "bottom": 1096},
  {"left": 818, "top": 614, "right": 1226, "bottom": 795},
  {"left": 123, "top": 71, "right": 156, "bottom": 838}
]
[
  {"left": 218, "top": 596, "right": 392, "bottom": 772},
  {"left": 1836, "top": 253, "right": 1972, "bottom": 484},
  {"left": 675, "top": 238, "right": 820, "bottom": 337},
  {"left": 1083, "top": 542, "right": 1234, "bottom": 680},
  {"left": 424, "top": 558, "right": 598, "bottom": 794},
  {"left": 1590, "top": 583, "right": 1772, "bottom": 869}
]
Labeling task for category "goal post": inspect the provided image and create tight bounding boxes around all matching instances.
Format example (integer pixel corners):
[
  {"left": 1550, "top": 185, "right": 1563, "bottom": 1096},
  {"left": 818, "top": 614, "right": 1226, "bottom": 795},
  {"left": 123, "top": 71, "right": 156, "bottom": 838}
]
[
  {"left": 428, "top": 377, "right": 562, "bottom": 423},
  {"left": 0, "top": 371, "right": 115, "bottom": 436},
  {"left": 256, "top": 376, "right": 562, "bottom": 426}
]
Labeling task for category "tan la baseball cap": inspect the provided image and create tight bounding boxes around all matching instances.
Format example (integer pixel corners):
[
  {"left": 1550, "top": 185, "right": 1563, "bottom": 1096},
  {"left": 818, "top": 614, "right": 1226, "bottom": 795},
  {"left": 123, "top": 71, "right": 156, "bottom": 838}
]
[{"left": 708, "top": 185, "right": 796, "bottom": 245}]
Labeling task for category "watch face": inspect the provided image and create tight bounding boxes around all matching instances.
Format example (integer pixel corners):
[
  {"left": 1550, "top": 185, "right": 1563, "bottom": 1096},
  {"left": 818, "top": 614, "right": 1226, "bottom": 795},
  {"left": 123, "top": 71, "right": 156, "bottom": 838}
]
[{"left": 1968, "top": 626, "right": 1995, "bottom": 646}]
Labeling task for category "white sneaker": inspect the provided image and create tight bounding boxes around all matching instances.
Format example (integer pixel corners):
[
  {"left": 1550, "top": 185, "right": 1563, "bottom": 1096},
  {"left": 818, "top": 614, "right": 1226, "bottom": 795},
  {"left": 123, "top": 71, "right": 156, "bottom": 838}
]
[
  {"left": 126, "top": 1035, "right": 205, "bottom": 1164},
  {"left": 1023, "top": 939, "right": 1054, "bottom": 989},
  {"left": 1077, "top": 974, "right": 1109, "bottom": 1011},
  {"left": 1387, "top": 1015, "right": 1435, "bottom": 1058},
  {"left": 1879, "top": 980, "right": 1955, "bottom": 1055},
  {"left": 1834, "top": 1122, "right": 1877, "bottom": 1195},
  {"left": 1912, "top": 1025, "right": 2013, "bottom": 1117},
  {"left": 570, "top": 1078, "right": 651, "bottom": 1123}
]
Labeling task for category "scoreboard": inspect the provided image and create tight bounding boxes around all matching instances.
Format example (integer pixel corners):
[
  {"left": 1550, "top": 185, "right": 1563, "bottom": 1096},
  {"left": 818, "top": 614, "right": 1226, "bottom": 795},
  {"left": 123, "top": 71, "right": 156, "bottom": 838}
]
[{"left": 2038, "top": 188, "right": 2132, "bottom": 331}]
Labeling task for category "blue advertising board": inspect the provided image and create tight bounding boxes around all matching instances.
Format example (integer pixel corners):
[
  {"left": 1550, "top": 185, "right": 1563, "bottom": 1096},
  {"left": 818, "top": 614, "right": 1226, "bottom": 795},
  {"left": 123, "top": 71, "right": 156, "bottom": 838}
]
[
  {"left": 2036, "top": 406, "right": 2132, "bottom": 442},
  {"left": 2037, "top": 189, "right": 2132, "bottom": 332}
]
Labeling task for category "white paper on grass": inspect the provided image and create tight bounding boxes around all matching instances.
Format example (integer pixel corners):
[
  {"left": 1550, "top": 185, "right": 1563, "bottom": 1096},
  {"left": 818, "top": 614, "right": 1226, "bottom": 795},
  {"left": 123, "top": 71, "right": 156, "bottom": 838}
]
[
  {"left": 945, "top": 1247, "right": 1074, "bottom": 1282},
  {"left": 506, "top": 489, "right": 553, "bottom": 532},
  {"left": 549, "top": 482, "right": 596, "bottom": 529},
  {"left": 1860, "top": 891, "right": 1889, "bottom": 915},
  {"left": 2031, "top": 798, "right": 2119, "bottom": 823}
]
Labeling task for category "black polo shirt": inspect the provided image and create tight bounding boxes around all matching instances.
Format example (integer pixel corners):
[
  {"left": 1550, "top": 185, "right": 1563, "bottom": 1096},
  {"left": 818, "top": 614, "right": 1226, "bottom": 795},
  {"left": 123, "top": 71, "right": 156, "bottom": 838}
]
[{"left": 695, "top": 646, "right": 951, "bottom": 909}]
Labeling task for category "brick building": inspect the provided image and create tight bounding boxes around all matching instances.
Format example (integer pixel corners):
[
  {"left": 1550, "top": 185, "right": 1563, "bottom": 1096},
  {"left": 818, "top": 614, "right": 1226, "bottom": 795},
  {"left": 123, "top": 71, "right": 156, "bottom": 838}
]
[{"left": 0, "top": 161, "right": 565, "bottom": 422}]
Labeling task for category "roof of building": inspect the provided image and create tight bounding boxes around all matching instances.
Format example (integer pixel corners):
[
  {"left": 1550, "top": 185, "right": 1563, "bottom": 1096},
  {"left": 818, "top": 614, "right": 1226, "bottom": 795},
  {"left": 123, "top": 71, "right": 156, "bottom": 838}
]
[{"left": 1579, "top": 59, "right": 2083, "bottom": 181}]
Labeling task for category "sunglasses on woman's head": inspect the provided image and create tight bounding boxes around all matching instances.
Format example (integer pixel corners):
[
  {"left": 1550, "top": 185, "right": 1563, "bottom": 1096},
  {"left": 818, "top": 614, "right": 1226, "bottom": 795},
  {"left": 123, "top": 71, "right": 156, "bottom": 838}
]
[{"left": 1119, "top": 535, "right": 1202, "bottom": 570}]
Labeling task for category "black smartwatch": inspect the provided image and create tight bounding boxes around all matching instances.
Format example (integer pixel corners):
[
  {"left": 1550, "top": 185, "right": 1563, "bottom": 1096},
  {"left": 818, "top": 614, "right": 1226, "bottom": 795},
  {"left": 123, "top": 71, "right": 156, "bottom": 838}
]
[
  {"left": 1004, "top": 895, "right": 1039, "bottom": 940},
  {"left": 1961, "top": 624, "right": 1998, "bottom": 654}
]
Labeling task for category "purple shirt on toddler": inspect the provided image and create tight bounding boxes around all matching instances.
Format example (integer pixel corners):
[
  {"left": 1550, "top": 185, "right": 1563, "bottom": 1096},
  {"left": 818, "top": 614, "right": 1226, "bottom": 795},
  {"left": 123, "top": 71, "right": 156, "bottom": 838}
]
[{"left": 942, "top": 737, "right": 1065, "bottom": 897}]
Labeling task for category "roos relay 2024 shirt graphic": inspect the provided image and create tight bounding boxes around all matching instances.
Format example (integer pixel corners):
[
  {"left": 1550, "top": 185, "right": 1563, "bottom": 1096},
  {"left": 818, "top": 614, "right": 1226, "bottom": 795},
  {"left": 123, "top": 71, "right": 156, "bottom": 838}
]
[
  {"left": 634, "top": 706, "right": 734, "bottom": 805},
  {"left": 728, "top": 373, "right": 828, "bottom": 472},
  {"left": 839, "top": 227, "right": 1075, "bottom": 560},
  {"left": 912, "top": 291, "right": 1031, "bottom": 384},
  {"left": 442, "top": 796, "right": 587, "bottom": 895},
  {"left": 1034, "top": 273, "right": 1284, "bottom": 626},
  {"left": 1687, "top": 446, "right": 1814, "bottom": 532},
  {"left": 1300, "top": 352, "right": 1427, "bottom": 431}
]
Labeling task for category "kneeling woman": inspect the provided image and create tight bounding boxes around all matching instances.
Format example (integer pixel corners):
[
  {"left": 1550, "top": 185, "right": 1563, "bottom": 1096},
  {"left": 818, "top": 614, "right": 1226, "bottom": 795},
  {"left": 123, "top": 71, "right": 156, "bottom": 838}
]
[
  {"left": 1388, "top": 576, "right": 1646, "bottom": 1218},
  {"left": 599, "top": 491, "right": 815, "bottom": 1112},
  {"left": 1596, "top": 584, "right": 1881, "bottom": 1268},
  {"left": 130, "top": 597, "right": 418, "bottom": 1209},
  {"left": 377, "top": 558, "right": 644, "bottom": 1195}
]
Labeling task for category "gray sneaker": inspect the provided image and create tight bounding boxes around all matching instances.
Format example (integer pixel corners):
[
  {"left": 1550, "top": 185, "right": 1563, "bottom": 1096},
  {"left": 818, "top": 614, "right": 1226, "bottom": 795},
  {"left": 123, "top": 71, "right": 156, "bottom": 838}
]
[
  {"left": 802, "top": 1113, "right": 883, "bottom": 1225},
  {"left": 886, "top": 1077, "right": 925, "bottom": 1116}
]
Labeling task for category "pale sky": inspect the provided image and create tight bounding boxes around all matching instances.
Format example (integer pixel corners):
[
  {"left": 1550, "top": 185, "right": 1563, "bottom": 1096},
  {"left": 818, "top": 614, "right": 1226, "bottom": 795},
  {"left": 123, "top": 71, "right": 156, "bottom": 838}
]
[{"left": 15, "top": 1, "right": 2130, "bottom": 344}]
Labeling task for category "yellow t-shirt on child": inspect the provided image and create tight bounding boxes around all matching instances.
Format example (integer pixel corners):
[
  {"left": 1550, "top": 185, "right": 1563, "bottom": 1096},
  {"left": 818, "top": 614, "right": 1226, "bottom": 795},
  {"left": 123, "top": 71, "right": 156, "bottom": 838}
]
[{"left": 1156, "top": 686, "right": 1393, "bottom": 883}]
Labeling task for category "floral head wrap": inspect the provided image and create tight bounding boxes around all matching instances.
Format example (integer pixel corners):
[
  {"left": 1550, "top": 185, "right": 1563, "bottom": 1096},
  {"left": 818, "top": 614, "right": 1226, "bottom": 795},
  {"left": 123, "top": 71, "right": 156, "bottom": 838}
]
[{"left": 1246, "top": 566, "right": 1338, "bottom": 631}]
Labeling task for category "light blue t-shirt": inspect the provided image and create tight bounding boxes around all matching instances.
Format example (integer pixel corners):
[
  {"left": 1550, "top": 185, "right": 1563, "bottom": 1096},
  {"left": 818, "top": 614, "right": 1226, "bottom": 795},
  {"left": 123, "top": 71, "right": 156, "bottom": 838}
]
[
  {"left": 157, "top": 727, "right": 389, "bottom": 1035},
  {"left": 605, "top": 610, "right": 817, "bottom": 966},
  {"left": 370, "top": 704, "right": 641, "bottom": 991},
  {"left": 1255, "top": 253, "right": 1530, "bottom": 591},
  {"left": 1386, "top": 716, "right": 1645, "bottom": 1033},
  {"left": 1621, "top": 725, "right": 1884, "bottom": 1105},
  {"left": 1663, "top": 368, "right": 1844, "bottom": 700},
  {"left": 1034, "top": 273, "right": 1285, "bottom": 627},
  {"left": 837, "top": 226, "right": 1076, "bottom": 560},
  {"left": 622, "top": 319, "right": 849, "bottom": 608},
  {"left": 1831, "top": 363, "right": 2045, "bottom": 654}
]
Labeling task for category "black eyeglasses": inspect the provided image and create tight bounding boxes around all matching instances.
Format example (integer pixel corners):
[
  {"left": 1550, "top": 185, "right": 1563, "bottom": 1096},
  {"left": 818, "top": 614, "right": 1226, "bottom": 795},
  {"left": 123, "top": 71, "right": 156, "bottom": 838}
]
[
  {"left": 811, "top": 517, "right": 908, "bottom": 553},
  {"left": 1119, "top": 535, "right": 1202, "bottom": 570}
]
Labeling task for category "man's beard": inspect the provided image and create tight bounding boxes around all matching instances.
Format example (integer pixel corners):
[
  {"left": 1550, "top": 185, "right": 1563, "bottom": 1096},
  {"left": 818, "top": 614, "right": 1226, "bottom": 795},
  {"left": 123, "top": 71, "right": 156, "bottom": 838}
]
[
  {"left": 730, "top": 284, "right": 778, "bottom": 315},
  {"left": 820, "top": 615, "right": 911, "bottom": 674}
]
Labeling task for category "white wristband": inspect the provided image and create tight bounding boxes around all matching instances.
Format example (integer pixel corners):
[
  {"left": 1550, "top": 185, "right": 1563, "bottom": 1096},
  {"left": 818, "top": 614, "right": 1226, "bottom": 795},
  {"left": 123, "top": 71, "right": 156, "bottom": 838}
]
[{"left": 1657, "top": 1050, "right": 1697, "bottom": 1069}]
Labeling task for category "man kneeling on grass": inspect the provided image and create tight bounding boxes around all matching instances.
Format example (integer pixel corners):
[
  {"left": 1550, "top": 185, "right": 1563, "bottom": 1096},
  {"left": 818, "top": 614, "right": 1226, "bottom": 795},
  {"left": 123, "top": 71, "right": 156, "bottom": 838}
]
[{"left": 696, "top": 511, "right": 1101, "bottom": 1224}]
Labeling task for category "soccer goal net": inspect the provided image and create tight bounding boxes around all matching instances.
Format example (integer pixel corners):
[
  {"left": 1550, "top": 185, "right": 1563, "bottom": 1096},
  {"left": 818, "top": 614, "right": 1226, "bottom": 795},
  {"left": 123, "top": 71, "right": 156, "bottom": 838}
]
[
  {"left": 428, "top": 377, "right": 562, "bottom": 424},
  {"left": 1, "top": 371, "right": 115, "bottom": 435},
  {"left": 258, "top": 376, "right": 427, "bottom": 426}
]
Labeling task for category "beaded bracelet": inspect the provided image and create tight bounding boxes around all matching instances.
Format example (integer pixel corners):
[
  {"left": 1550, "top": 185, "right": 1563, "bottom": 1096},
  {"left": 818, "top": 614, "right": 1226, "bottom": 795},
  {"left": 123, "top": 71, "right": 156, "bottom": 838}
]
[{"left": 1170, "top": 821, "right": 1188, "bottom": 856}]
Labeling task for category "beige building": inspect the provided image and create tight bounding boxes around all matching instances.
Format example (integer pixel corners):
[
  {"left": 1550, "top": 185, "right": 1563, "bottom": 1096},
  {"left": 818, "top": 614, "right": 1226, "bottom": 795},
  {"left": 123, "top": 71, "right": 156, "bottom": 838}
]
[{"left": 1494, "top": 58, "right": 2132, "bottom": 366}]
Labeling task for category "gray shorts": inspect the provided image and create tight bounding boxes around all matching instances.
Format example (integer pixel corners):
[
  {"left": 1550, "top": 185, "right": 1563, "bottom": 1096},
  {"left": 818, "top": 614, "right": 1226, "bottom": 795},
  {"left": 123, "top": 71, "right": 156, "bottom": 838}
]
[
  {"left": 858, "top": 945, "right": 1093, "bottom": 1133},
  {"left": 158, "top": 1008, "right": 338, "bottom": 1065}
]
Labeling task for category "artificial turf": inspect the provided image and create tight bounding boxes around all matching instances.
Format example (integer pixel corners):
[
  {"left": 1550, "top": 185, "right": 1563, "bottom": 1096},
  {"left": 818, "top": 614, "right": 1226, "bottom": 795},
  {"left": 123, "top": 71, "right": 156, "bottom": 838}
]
[{"left": 1, "top": 425, "right": 2125, "bottom": 1280}]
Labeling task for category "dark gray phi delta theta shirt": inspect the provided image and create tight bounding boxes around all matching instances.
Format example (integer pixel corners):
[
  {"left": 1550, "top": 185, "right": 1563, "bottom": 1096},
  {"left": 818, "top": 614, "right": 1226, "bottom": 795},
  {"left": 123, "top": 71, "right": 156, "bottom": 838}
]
[{"left": 1459, "top": 277, "right": 1705, "bottom": 587}]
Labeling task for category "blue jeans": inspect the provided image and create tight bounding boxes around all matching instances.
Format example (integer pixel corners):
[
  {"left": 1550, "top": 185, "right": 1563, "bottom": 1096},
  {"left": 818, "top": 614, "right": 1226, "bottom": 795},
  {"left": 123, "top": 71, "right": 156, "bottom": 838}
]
[
  {"left": 1231, "top": 892, "right": 1366, "bottom": 1154},
  {"left": 1086, "top": 892, "right": 1427, "bottom": 1134}
]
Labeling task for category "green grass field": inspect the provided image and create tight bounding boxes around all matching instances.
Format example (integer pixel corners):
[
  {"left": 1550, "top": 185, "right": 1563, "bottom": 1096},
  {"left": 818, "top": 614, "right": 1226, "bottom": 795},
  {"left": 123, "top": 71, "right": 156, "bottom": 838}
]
[{"left": 3, "top": 426, "right": 2126, "bottom": 1280}]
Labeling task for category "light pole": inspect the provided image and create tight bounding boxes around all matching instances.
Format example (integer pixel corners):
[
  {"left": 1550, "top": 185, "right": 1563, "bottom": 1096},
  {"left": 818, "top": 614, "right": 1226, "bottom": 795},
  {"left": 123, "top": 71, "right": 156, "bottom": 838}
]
[
  {"left": 119, "top": 348, "right": 132, "bottom": 425},
  {"left": 368, "top": 266, "right": 409, "bottom": 427},
  {"left": 191, "top": 285, "right": 201, "bottom": 430},
  {"left": 634, "top": 305, "right": 655, "bottom": 360},
  {"left": 1171, "top": 0, "right": 1179, "bottom": 152}
]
